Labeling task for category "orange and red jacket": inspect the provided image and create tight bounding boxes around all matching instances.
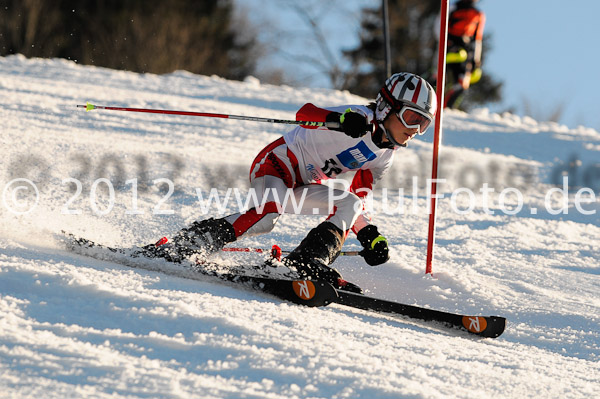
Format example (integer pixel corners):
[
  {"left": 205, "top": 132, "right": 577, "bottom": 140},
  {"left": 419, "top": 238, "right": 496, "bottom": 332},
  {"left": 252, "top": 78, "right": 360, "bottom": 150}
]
[{"left": 448, "top": 5, "right": 485, "bottom": 43}]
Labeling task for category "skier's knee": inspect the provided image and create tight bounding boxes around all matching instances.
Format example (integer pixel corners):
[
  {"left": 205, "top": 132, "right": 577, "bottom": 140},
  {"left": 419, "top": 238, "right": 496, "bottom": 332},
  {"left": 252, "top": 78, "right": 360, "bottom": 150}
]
[{"left": 239, "top": 211, "right": 280, "bottom": 237}]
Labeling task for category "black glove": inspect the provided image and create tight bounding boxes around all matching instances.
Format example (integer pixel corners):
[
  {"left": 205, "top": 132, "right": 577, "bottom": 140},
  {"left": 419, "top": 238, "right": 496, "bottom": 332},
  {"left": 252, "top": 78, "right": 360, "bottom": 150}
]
[
  {"left": 357, "top": 225, "right": 390, "bottom": 266},
  {"left": 326, "top": 108, "right": 372, "bottom": 138}
]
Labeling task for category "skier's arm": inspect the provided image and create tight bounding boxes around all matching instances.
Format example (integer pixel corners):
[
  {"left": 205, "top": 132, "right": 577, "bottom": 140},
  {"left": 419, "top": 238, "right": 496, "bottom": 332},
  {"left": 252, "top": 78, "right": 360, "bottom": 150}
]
[
  {"left": 296, "top": 103, "right": 372, "bottom": 138},
  {"left": 473, "top": 12, "right": 486, "bottom": 68},
  {"left": 349, "top": 166, "right": 391, "bottom": 265},
  {"left": 349, "top": 166, "right": 387, "bottom": 231},
  {"left": 349, "top": 169, "right": 378, "bottom": 234},
  {"left": 349, "top": 154, "right": 392, "bottom": 229}
]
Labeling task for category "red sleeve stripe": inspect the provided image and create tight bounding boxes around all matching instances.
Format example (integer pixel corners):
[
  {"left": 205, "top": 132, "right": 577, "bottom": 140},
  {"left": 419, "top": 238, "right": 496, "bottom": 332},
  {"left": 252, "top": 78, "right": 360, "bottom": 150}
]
[
  {"left": 296, "top": 103, "right": 330, "bottom": 122},
  {"left": 296, "top": 103, "right": 334, "bottom": 128}
]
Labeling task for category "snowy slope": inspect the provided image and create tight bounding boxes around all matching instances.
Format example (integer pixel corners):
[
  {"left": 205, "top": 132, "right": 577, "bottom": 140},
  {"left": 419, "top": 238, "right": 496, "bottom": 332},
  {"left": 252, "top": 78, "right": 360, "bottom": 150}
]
[{"left": 1, "top": 55, "right": 599, "bottom": 398}]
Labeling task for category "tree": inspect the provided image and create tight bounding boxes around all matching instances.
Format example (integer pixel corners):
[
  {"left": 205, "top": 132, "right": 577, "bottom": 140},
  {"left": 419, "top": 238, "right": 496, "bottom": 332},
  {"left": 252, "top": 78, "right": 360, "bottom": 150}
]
[
  {"left": 343, "top": 0, "right": 439, "bottom": 97},
  {"left": 0, "top": 0, "right": 261, "bottom": 80},
  {"left": 343, "top": 0, "right": 501, "bottom": 110},
  {"left": 240, "top": 0, "right": 355, "bottom": 89}
]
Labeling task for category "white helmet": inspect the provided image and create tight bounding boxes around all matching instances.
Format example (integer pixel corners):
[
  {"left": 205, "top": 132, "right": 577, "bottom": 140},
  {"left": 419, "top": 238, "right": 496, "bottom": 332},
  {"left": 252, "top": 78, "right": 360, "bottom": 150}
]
[{"left": 375, "top": 72, "right": 437, "bottom": 126}]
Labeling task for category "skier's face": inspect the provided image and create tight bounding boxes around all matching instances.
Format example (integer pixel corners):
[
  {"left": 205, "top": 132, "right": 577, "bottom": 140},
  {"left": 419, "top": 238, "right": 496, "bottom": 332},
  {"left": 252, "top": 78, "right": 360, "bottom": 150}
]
[{"left": 382, "top": 113, "right": 419, "bottom": 145}]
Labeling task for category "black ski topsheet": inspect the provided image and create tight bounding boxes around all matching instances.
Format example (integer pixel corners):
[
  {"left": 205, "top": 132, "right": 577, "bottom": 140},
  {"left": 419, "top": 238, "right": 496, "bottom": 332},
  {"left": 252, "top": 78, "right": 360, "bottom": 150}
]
[
  {"left": 60, "top": 232, "right": 505, "bottom": 337},
  {"left": 334, "top": 290, "right": 506, "bottom": 338},
  {"left": 231, "top": 276, "right": 338, "bottom": 307}
]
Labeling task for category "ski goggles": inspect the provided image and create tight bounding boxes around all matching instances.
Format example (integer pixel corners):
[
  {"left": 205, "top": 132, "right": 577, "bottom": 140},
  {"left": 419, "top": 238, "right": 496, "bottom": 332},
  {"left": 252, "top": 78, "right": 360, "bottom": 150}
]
[{"left": 396, "top": 105, "right": 433, "bottom": 135}]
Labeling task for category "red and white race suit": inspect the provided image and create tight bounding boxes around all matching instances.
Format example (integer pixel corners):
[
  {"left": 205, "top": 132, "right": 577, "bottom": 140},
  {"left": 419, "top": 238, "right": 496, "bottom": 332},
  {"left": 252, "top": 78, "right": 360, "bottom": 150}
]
[{"left": 224, "top": 103, "right": 397, "bottom": 240}]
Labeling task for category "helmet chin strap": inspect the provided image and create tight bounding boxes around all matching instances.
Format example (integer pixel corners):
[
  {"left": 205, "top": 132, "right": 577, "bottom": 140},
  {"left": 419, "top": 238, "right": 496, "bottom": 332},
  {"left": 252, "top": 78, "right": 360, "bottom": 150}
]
[{"left": 375, "top": 122, "right": 406, "bottom": 148}]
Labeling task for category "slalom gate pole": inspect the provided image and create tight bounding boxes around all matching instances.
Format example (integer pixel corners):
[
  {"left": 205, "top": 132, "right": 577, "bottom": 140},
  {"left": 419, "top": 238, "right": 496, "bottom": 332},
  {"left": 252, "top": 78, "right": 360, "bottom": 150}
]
[
  {"left": 425, "top": 0, "right": 450, "bottom": 275},
  {"left": 222, "top": 246, "right": 360, "bottom": 261},
  {"left": 77, "top": 102, "right": 340, "bottom": 129}
]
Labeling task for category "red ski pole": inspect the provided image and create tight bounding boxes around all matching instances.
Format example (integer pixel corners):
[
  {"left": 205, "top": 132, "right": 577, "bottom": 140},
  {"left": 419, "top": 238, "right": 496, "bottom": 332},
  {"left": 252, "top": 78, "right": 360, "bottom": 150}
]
[
  {"left": 77, "top": 102, "right": 340, "bottom": 129},
  {"left": 222, "top": 245, "right": 283, "bottom": 260},
  {"left": 222, "top": 245, "right": 360, "bottom": 261}
]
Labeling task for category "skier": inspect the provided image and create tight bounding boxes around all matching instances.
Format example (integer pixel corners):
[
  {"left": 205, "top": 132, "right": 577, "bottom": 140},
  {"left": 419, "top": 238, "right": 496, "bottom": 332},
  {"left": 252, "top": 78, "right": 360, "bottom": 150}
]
[
  {"left": 445, "top": 0, "right": 485, "bottom": 109},
  {"left": 141, "top": 72, "right": 437, "bottom": 291}
]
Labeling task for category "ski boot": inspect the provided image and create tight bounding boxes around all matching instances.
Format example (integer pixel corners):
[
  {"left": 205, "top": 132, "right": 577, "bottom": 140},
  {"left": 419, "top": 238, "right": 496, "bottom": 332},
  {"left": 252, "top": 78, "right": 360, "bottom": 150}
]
[
  {"left": 283, "top": 221, "right": 363, "bottom": 294},
  {"left": 137, "top": 217, "right": 237, "bottom": 263}
]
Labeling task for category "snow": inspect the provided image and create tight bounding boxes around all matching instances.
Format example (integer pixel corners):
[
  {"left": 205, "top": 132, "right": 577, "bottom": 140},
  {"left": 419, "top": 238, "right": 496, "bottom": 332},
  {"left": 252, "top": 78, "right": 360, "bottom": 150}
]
[{"left": 1, "top": 54, "right": 599, "bottom": 398}]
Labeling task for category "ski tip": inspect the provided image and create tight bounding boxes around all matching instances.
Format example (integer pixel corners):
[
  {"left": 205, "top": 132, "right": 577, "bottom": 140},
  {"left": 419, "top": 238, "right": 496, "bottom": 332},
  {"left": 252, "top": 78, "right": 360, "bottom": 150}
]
[{"left": 484, "top": 316, "right": 507, "bottom": 338}]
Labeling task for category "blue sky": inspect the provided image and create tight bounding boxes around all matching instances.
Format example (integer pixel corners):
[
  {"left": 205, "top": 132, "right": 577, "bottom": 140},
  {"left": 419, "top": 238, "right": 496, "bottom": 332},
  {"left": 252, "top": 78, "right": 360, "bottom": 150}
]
[
  {"left": 236, "top": 0, "right": 600, "bottom": 130},
  {"left": 480, "top": 0, "right": 600, "bottom": 130}
]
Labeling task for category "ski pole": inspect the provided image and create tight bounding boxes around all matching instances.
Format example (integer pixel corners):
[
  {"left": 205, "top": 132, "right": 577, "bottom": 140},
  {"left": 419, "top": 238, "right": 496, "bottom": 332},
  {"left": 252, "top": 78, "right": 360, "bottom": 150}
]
[
  {"left": 221, "top": 246, "right": 282, "bottom": 259},
  {"left": 77, "top": 102, "right": 340, "bottom": 129},
  {"left": 222, "top": 245, "right": 360, "bottom": 261}
]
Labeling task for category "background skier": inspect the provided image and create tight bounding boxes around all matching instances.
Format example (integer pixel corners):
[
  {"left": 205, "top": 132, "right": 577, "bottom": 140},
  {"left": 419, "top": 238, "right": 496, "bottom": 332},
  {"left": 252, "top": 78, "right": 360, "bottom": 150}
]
[{"left": 445, "top": 0, "right": 486, "bottom": 109}]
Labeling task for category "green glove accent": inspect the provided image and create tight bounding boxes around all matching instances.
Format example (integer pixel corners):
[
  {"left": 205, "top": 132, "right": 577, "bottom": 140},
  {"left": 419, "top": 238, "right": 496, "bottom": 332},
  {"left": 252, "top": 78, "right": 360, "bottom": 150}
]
[
  {"left": 447, "top": 49, "right": 468, "bottom": 64},
  {"left": 357, "top": 225, "right": 390, "bottom": 266},
  {"left": 470, "top": 68, "right": 482, "bottom": 84},
  {"left": 336, "top": 108, "right": 370, "bottom": 138},
  {"left": 339, "top": 108, "right": 353, "bottom": 124},
  {"left": 371, "top": 235, "right": 388, "bottom": 250}
]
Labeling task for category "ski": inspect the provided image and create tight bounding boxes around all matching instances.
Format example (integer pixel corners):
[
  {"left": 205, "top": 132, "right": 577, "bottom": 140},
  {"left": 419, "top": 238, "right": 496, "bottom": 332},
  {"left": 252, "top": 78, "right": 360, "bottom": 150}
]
[
  {"left": 221, "top": 275, "right": 338, "bottom": 307},
  {"left": 60, "top": 232, "right": 505, "bottom": 337},
  {"left": 60, "top": 232, "right": 337, "bottom": 307},
  {"left": 333, "top": 290, "right": 506, "bottom": 338}
]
